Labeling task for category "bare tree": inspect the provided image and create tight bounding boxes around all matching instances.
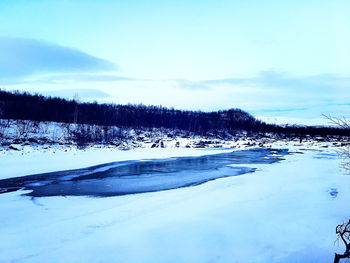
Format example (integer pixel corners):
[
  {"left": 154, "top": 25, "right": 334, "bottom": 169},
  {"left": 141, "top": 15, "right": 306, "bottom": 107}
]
[
  {"left": 338, "top": 147, "right": 350, "bottom": 172},
  {"left": 323, "top": 114, "right": 350, "bottom": 174},
  {"left": 0, "top": 119, "right": 10, "bottom": 143},
  {"left": 15, "top": 120, "right": 35, "bottom": 139},
  {"left": 325, "top": 115, "right": 350, "bottom": 262},
  {"left": 334, "top": 220, "right": 350, "bottom": 263},
  {"left": 73, "top": 93, "right": 79, "bottom": 124},
  {"left": 323, "top": 114, "right": 350, "bottom": 130}
]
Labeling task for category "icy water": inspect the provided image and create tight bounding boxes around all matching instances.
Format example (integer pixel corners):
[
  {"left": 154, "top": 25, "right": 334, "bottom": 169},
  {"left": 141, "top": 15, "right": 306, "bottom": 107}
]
[{"left": 0, "top": 148, "right": 288, "bottom": 197}]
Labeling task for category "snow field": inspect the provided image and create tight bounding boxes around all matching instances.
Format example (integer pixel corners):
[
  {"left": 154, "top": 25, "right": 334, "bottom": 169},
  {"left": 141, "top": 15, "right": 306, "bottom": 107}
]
[{"left": 0, "top": 147, "right": 349, "bottom": 262}]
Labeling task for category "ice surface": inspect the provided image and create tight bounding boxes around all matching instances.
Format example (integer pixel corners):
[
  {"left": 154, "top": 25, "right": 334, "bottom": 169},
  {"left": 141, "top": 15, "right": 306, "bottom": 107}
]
[
  {"left": 0, "top": 147, "right": 237, "bottom": 180},
  {"left": 0, "top": 148, "right": 288, "bottom": 197}
]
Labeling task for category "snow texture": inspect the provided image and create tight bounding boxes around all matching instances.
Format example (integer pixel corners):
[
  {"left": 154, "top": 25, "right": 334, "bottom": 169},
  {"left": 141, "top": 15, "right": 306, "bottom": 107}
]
[{"left": 1, "top": 145, "right": 350, "bottom": 263}]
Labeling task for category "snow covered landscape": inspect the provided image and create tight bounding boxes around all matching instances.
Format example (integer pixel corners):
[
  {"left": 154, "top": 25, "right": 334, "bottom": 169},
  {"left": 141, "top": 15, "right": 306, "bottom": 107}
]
[
  {"left": 1, "top": 132, "right": 350, "bottom": 262},
  {"left": 1, "top": 118, "right": 350, "bottom": 263},
  {"left": 1, "top": 1, "right": 350, "bottom": 262}
]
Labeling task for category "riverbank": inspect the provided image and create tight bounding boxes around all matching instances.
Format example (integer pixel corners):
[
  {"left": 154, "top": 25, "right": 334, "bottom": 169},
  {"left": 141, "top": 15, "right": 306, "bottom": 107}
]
[{"left": 0, "top": 136, "right": 341, "bottom": 180}]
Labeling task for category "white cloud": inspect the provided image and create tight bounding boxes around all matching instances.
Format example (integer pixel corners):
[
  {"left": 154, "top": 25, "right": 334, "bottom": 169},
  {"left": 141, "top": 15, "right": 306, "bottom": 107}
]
[{"left": 0, "top": 37, "right": 116, "bottom": 83}]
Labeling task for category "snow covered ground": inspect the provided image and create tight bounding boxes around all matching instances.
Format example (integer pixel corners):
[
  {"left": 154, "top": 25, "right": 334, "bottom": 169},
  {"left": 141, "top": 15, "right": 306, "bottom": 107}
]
[{"left": 1, "top": 144, "right": 350, "bottom": 263}]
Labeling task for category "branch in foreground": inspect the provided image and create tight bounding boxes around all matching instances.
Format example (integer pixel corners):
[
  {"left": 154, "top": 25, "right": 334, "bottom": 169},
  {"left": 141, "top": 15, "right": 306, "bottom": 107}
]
[
  {"left": 334, "top": 220, "right": 350, "bottom": 263},
  {"left": 322, "top": 114, "right": 350, "bottom": 130}
]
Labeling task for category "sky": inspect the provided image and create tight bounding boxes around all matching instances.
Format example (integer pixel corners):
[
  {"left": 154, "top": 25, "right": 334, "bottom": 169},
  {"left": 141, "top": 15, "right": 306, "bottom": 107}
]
[{"left": 0, "top": 0, "right": 349, "bottom": 125}]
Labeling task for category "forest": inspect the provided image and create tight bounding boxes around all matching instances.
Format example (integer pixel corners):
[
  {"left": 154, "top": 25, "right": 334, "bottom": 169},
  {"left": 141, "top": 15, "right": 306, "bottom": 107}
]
[{"left": 0, "top": 89, "right": 349, "bottom": 138}]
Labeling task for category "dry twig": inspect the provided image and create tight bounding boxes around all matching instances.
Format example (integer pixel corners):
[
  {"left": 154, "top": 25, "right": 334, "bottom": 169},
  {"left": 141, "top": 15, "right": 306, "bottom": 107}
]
[{"left": 334, "top": 220, "right": 350, "bottom": 263}]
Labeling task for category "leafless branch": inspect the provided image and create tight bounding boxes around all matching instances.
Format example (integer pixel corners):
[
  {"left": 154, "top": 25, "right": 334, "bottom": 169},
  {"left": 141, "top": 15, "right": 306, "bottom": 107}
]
[
  {"left": 334, "top": 220, "right": 350, "bottom": 263},
  {"left": 322, "top": 114, "right": 350, "bottom": 130},
  {"left": 327, "top": 115, "right": 350, "bottom": 262}
]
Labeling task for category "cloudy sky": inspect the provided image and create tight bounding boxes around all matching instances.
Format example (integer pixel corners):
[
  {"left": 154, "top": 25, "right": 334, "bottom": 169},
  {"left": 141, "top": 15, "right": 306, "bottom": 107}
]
[{"left": 0, "top": 0, "right": 349, "bottom": 124}]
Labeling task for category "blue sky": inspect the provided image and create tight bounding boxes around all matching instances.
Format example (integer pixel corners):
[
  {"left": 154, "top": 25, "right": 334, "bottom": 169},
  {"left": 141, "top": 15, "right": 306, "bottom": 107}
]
[{"left": 0, "top": 0, "right": 349, "bottom": 124}]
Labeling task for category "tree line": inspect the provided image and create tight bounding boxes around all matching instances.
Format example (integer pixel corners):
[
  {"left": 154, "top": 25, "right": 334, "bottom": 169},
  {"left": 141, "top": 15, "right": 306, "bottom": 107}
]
[{"left": 0, "top": 89, "right": 348, "bottom": 137}]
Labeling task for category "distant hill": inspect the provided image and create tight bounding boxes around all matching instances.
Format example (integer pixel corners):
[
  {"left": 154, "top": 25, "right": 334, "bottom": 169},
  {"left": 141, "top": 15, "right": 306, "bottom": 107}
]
[{"left": 0, "top": 89, "right": 348, "bottom": 137}]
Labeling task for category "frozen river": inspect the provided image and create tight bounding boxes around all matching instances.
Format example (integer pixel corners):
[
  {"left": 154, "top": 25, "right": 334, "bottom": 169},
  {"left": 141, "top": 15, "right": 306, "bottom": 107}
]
[{"left": 0, "top": 148, "right": 288, "bottom": 197}]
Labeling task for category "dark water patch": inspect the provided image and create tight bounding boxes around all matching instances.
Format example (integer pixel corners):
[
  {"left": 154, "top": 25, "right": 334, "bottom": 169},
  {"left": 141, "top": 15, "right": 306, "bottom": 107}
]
[
  {"left": 329, "top": 188, "right": 338, "bottom": 198},
  {"left": 314, "top": 153, "right": 337, "bottom": 160},
  {"left": 0, "top": 148, "right": 289, "bottom": 198}
]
